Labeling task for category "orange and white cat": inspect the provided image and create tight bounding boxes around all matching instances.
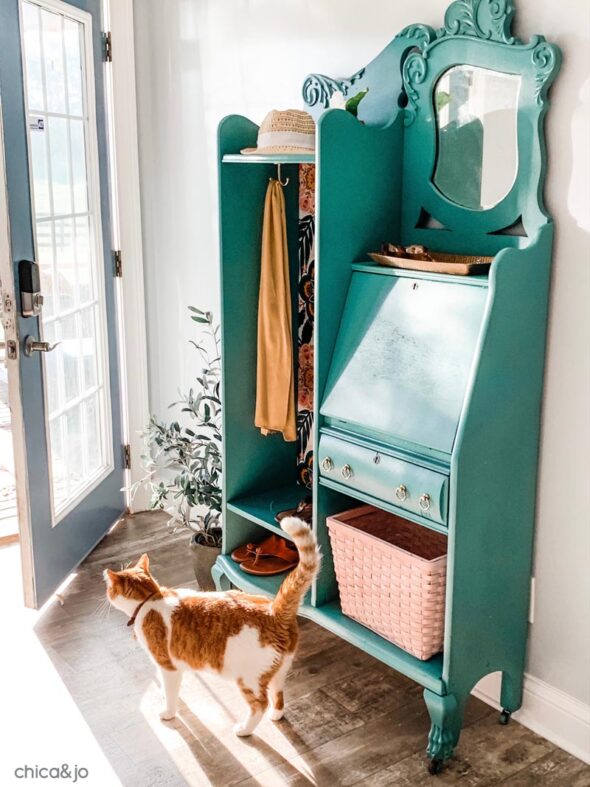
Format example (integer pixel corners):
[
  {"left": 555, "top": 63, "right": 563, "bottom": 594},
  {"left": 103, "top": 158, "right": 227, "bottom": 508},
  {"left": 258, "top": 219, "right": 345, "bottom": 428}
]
[{"left": 103, "top": 517, "right": 319, "bottom": 736}]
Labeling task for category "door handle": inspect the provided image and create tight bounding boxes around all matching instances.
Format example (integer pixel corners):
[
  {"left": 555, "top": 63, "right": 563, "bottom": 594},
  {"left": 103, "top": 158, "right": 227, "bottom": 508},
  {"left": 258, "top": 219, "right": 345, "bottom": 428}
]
[{"left": 24, "top": 335, "right": 60, "bottom": 357}]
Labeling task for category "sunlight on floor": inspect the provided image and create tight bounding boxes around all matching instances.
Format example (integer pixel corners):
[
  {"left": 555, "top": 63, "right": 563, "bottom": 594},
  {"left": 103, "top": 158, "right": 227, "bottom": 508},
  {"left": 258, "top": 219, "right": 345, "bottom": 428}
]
[
  {"left": 0, "top": 544, "right": 123, "bottom": 787},
  {"left": 0, "top": 542, "right": 318, "bottom": 786},
  {"left": 139, "top": 672, "right": 317, "bottom": 785}
]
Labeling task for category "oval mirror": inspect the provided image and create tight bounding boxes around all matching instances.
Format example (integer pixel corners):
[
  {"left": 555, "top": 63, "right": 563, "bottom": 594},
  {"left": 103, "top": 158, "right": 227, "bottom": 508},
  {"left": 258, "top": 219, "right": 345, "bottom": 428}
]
[{"left": 433, "top": 65, "right": 521, "bottom": 210}]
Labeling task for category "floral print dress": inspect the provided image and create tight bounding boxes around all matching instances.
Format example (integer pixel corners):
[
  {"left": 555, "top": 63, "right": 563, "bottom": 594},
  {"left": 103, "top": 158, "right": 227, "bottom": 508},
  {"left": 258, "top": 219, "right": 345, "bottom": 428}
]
[{"left": 297, "top": 164, "right": 315, "bottom": 488}]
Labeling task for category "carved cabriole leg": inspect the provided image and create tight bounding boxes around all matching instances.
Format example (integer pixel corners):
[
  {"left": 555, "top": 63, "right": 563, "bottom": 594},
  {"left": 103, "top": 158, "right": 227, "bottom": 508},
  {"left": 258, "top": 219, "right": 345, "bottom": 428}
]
[
  {"left": 211, "top": 561, "right": 231, "bottom": 591},
  {"left": 423, "top": 689, "right": 466, "bottom": 767}
]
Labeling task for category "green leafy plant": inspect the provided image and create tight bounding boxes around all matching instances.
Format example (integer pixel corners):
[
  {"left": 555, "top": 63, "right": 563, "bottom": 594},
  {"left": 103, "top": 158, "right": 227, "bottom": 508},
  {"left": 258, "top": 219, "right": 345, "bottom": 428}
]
[
  {"left": 134, "top": 308, "right": 222, "bottom": 547},
  {"left": 345, "top": 88, "right": 369, "bottom": 117}
]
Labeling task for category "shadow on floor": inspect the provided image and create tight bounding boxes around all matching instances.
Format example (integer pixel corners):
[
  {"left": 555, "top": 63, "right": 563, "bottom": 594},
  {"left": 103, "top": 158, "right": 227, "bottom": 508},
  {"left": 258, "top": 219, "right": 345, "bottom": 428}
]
[{"left": 23, "top": 511, "right": 590, "bottom": 787}]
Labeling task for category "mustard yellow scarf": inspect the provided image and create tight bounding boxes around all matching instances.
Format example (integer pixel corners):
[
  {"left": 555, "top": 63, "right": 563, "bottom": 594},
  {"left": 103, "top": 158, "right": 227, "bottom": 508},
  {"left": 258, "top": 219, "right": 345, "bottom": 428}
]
[{"left": 255, "top": 179, "right": 296, "bottom": 442}]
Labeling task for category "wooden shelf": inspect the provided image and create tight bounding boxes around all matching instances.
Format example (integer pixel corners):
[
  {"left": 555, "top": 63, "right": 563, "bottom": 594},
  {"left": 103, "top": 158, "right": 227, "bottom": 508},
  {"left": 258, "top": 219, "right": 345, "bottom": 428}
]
[
  {"left": 307, "top": 601, "right": 445, "bottom": 694},
  {"left": 216, "top": 554, "right": 287, "bottom": 596},
  {"left": 227, "top": 483, "right": 307, "bottom": 540},
  {"left": 215, "top": 556, "right": 445, "bottom": 695},
  {"left": 222, "top": 153, "right": 315, "bottom": 165},
  {"left": 352, "top": 261, "right": 490, "bottom": 287}
]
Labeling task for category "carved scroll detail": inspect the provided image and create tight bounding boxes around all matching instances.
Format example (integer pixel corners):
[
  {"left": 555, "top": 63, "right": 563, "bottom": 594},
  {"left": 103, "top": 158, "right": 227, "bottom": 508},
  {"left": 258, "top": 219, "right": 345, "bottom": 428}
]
[
  {"left": 302, "top": 69, "right": 365, "bottom": 110},
  {"left": 397, "top": 23, "right": 435, "bottom": 49},
  {"left": 531, "top": 40, "right": 557, "bottom": 104},
  {"left": 441, "top": 0, "right": 516, "bottom": 43},
  {"left": 403, "top": 52, "right": 428, "bottom": 126}
]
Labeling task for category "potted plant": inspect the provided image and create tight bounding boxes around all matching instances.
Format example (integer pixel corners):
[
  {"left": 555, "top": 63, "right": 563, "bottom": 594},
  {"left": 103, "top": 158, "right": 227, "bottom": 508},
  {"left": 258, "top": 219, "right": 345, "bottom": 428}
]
[{"left": 134, "top": 308, "right": 222, "bottom": 590}]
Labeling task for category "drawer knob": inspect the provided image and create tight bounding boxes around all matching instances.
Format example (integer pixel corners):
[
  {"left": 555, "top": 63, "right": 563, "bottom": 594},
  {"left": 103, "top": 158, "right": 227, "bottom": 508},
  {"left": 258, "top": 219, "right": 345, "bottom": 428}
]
[
  {"left": 341, "top": 464, "right": 353, "bottom": 480},
  {"left": 395, "top": 484, "right": 408, "bottom": 502},
  {"left": 321, "top": 456, "right": 334, "bottom": 472},
  {"left": 419, "top": 493, "right": 432, "bottom": 512},
  {"left": 373, "top": 453, "right": 381, "bottom": 464}
]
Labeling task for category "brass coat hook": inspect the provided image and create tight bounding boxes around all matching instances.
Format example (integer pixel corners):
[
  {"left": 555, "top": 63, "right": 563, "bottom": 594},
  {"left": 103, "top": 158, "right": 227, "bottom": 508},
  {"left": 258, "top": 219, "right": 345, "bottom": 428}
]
[{"left": 273, "top": 163, "right": 289, "bottom": 187}]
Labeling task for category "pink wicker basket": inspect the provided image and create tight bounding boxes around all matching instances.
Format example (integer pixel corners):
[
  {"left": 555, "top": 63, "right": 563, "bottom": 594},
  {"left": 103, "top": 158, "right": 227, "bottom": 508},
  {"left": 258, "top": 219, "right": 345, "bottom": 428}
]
[{"left": 327, "top": 505, "right": 447, "bottom": 660}]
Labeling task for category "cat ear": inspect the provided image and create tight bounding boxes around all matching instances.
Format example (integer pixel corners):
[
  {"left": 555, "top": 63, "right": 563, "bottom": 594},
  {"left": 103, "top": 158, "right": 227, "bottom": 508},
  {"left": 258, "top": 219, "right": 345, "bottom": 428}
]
[
  {"left": 136, "top": 553, "right": 150, "bottom": 573},
  {"left": 105, "top": 568, "right": 118, "bottom": 582}
]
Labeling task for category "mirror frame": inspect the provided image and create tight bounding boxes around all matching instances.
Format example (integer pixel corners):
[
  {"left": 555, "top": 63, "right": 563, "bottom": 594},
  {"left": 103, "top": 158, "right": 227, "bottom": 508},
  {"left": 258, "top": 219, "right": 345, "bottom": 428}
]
[{"left": 401, "top": 0, "right": 561, "bottom": 251}]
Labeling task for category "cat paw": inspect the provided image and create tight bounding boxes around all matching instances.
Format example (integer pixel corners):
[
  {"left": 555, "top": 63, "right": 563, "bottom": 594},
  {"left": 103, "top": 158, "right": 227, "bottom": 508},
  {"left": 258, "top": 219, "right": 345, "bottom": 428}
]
[
  {"left": 233, "top": 722, "right": 253, "bottom": 737},
  {"left": 269, "top": 708, "right": 284, "bottom": 721},
  {"left": 159, "top": 709, "right": 177, "bottom": 721}
]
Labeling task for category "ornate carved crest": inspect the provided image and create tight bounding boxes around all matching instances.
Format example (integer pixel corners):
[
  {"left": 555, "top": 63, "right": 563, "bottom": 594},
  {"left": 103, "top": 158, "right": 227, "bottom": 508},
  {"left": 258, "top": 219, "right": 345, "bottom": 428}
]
[
  {"left": 403, "top": 0, "right": 559, "bottom": 126},
  {"left": 440, "top": 0, "right": 516, "bottom": 44}
]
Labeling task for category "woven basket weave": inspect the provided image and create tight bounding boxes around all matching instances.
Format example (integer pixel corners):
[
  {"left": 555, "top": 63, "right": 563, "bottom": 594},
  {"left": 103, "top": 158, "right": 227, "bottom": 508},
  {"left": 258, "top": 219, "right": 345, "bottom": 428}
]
[
  {"left": 327, "top": 506, "right": 447, "bottom": 660},
  {"left": 369, "top": 245, "right": 493, "bottom": 275}
]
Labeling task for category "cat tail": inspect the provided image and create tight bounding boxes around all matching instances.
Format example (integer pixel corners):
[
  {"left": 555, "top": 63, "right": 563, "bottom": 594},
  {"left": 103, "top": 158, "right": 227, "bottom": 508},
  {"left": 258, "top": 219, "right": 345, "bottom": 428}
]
[{"left": 272, "top": 517, "right": 321, "bottom": 620}]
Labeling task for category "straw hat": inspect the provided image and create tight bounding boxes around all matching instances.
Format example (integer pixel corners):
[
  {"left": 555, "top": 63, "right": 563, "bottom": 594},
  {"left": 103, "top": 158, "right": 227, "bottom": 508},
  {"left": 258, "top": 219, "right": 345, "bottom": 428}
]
[{"left": 241, "top": 109, "right": 315, "bottom": 154}]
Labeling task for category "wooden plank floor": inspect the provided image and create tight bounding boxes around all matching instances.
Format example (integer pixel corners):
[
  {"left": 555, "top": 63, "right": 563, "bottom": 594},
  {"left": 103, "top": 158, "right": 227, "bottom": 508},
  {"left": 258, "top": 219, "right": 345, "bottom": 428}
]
[{"left": 33, "top": 511, "right": 590, "bottom": 787}]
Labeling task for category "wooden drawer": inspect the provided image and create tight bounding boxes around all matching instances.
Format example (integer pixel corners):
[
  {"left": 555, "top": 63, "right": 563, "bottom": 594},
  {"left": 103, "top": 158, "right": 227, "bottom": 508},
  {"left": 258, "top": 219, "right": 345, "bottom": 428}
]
[{"left": 318, "top": 433, "right": 448, "bottom": 525}]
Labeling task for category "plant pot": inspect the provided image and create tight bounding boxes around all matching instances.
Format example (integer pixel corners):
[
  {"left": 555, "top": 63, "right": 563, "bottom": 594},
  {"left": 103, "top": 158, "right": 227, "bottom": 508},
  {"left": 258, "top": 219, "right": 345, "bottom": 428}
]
[{"left": 189, "top": 534, "right": 221, "bottom": 591}]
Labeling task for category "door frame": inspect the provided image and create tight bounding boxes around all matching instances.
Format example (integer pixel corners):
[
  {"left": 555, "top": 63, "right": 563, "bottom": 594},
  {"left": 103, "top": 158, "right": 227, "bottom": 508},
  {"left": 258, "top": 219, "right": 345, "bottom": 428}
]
[
  {"left": 0, "top": 105, "right": 35, "bottom": 601},
  {"left": 0, "top": 0, "right": 149, "bottom": 604},
  {"left": 102, "top": 0, "right": 149, "bottom": 512}
]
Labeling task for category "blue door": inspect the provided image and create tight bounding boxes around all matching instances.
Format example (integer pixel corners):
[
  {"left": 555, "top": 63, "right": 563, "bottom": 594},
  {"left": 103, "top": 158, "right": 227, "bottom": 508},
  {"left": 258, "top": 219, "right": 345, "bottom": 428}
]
[{"left": 0, "top": 0, "right": 125, "bottom": 606}]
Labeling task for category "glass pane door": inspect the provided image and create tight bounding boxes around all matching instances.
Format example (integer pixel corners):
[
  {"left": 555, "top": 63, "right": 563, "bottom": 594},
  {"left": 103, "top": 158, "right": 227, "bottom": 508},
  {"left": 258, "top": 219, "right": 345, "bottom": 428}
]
[{"left": 21, "top": 0, "right": 113, "bottom": 521}]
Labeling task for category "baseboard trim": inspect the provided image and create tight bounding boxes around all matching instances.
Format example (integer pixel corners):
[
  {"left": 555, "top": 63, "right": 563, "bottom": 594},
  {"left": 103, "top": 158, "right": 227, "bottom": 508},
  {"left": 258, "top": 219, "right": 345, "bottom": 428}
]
[{"left": 473, "top": 672, "right": 590, "bottom": 764}]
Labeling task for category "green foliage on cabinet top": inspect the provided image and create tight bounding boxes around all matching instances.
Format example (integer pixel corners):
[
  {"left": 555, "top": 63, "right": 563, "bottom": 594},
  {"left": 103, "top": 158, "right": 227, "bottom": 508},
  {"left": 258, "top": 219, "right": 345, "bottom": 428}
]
[{"left": 320, "top": 270, "right": 487, "bottom": 457}]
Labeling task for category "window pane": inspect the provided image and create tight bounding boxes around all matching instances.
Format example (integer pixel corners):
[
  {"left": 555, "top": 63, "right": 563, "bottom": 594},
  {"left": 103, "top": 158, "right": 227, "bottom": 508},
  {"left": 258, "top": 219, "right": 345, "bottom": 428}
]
[
  {"left": 70, "top": 118, "right": 88, "bottom": 213},
  {"left": 64, "top": 18, "right": 83, "bottom": 117},
  {"left": 43, "top": 320, "right": 60, "bottom": 414},
  {"left": 65, "top": 404, "right": 84, "bottom": 492},
  {"left": 84, "top": 394, "right": 102, "bottom": 475},
  {"left": 54, "top": 218, "right": 75, "bottom": 311},
  {"left": 48, "top": 116, "right": 72, "bottom": 215},
  {"left": 41, "top": 8, "right": 66, "bottom": 114},
  {"left": 29, "top": 122, "right": 51, "bottom": 218},
  {"left": 49, "top": 415, "right": 69, "bottom": 508},
  {"left": 61, "top": 313, "right": 81, "bottom": 404},
  {"left": 22, "top": 3, "right": 44, "bottom": 111},
  {"left": 75, "top": 216, "right": 92, "bottom": 303},
  {"left": 36, "top": 220, "right": 55, "bottom": 318},
  {"left": 80, "top": 307, "right": 97, "bottom": 390}
]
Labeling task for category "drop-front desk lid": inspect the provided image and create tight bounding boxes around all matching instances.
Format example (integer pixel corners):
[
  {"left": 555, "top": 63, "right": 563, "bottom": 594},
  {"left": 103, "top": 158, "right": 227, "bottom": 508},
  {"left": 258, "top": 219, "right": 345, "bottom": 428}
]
[{"left": 320, "top": 267, "right": 488, "bottom": 458}]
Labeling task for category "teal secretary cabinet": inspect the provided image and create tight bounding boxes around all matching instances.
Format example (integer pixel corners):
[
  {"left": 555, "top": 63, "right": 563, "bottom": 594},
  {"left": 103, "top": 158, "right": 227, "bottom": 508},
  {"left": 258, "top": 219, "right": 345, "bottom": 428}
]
[{"left": 212, "top": 0, "right": 560, "bottom": 771}]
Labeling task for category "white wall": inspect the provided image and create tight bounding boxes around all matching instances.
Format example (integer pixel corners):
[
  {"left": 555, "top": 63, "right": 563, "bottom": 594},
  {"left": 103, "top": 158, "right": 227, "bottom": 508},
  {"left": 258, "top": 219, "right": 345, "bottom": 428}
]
[{"left": 133, "top": 0, "right": 590, "bottom": 754}]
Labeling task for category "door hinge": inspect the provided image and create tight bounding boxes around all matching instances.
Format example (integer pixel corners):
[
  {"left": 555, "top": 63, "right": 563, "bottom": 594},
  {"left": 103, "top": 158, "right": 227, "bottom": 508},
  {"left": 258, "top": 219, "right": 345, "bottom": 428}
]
[
  {"left": 123, "top": 443, "right": 131, "bottom": 470},
  {"left": 114, "top": 250, "right": 122, "bottom": 277},
  {"left": 103, "top": 31, "right": 112, "bottom": 63}
]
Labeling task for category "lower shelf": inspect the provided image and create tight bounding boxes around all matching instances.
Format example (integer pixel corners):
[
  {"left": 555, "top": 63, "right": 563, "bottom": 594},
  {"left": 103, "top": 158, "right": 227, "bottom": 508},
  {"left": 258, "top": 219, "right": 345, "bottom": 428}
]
[
  {"left": 216, "top": 553, "right": 287, "bottom": 597},
  {"left": 214, "top": 554, "right": 445, "bottom": 695},
  {"left": 306, "top": 601, "right": 444, "bottom": 694},
  {"left": 227, "top": 483, "right": 306, "bottom": 540}
]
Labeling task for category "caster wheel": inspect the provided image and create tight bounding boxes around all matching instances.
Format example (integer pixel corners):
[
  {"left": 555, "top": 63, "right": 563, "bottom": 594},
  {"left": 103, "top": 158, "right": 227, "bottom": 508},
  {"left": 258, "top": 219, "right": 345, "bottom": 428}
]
[
  {"left": 428, "top": 758, "right": 444, "bottom": 775},
  {"left": 499, "top": 709, "right": 512, "bottom": 725}
]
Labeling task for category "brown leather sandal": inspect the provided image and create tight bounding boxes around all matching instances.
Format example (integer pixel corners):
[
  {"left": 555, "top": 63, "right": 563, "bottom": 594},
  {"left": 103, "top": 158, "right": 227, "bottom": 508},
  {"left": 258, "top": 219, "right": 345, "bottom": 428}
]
[
  {"left": 230, "top": 534, "right": 297, "bottom": 564},
  {"left": 240, "top": 546, "right": 299, "bottom": 576}
]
